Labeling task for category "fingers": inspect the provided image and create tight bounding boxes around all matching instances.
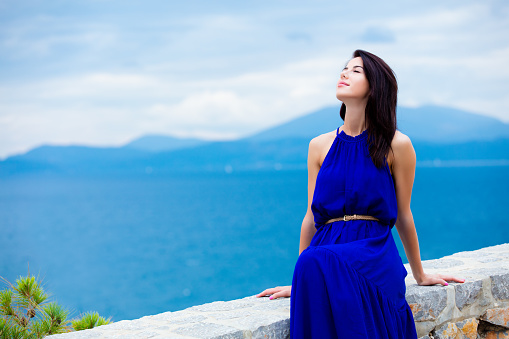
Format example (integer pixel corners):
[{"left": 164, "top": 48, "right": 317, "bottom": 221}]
[
  {"left": 418, "top": 273, "right": 466, "bottom": 287},
  {"left": 434, "top": 275, "right": 466, "bottom": 287},
  {"left": 424, "top": 277, "right": 448, "bottom": 286},
  {"left": 448, "top": 276, "right": 466, "bottom": 283},
  {"left": 269, "top": 286, "right": 291, "bottom": 300},
  {"left": 270, "top": 290, "right": 285, "bottom": 300},
  {"left": 256, "top": 289, "right": 271, "bottom": 297},
  {"left": 440, "top": 275, "right": 466, "bottom": 284},
  {"left": 269, "top": 292, "right": 282, "bottom": 300},
  {"left": 256, "top": 287, "right": 282, "bottom": 298},
  {"left": 257, "top": 286, "right": 291, "bottom": 299}
]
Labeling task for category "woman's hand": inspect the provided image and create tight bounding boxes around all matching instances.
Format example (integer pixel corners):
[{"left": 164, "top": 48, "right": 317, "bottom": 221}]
[
  {"left": 417, "top": 272, "right": 466, "bottom": 286},
  {"left": 256, "top": 286, "right": 291, "bottom": 300}
]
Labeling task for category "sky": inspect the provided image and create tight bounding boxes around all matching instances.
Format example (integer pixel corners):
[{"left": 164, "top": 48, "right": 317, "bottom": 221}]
[{"left": 1, "top": 0, "right": 508, "bottom": 159}]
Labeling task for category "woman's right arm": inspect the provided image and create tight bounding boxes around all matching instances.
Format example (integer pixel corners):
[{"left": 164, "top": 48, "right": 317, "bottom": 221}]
[
  {"left": 256, "top": 136, "right": 323, "bottom": 299},
  {"left": 299, "top": 136, "right": 322, "bottom": 254}
]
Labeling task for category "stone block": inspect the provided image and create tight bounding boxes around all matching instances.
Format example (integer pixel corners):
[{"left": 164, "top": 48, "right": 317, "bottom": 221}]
[
  {"left": 221, "top": 312, "right": 288, "bottom": 332},
  {"left": 251, "top": 318, "right": 290, "bottom": 339},
  {"left": 251, "top": 297, "right": 290, "bottom": 312},
  {"left": 209, "top": 309, "right": 258, "bottom": 320},
  {"left": 421, "top": 258, "right": 465, "bottom": 269},
  {"left": 484, "top": 328, "right": 509, "bottom": 339},
  {"left": 415, "top": 321, "right": 437, "bottom": 337},
  {"left": 478, "top": 256, "right": 505, "bottom": 263},
  {"left": 434, "top": 317, "right": 478, "bottom": 339},
  {"left": 151, "top": 312, "right": 207, "bottom": 324},
  {"left": 492, "top": 274, "right": 509, "bottom": 301},
  {"left": 190, "top": 300, "right": 253, "bottom": 312},
  {"left": 463, "top": 268, "right": 509, "bottom": 281},
  {"left": 100, "top": 319, "right": 152, "bottom": 331},
  {"left": 172, "top": 322, "right": 244, "bottom": 338},
  {"left": 46, "top": 331, "right": 104, "bottom": 339},
  {"left": 406, "top": 284, "right": 448, "bottom": 321},
  {"left": 455, "top": 280, "right": 483, "bottom": 310},
  {"left": 482, "top": 306, "right": 509, "bottom": 328}
]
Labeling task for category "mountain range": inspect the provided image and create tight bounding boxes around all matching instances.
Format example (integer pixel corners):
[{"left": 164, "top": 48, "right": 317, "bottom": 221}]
[{"left": 2, "top": 105, "right": 508, "bottom": 175}]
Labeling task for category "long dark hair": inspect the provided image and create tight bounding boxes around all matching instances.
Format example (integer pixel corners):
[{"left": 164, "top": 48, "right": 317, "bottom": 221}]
[{"left": 339, "top": 49, "right": 398, "bottom": 169}]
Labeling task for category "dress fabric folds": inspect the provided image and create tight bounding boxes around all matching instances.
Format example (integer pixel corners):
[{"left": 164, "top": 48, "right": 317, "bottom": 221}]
[{"left": 290, "top": 128, "right": 418, "bottom": 338}]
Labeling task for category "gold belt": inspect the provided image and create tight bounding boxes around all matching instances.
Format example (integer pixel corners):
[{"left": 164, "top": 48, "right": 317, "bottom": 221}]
[{"left": 325, "top": 214, "right": 380, "bottom": 224}]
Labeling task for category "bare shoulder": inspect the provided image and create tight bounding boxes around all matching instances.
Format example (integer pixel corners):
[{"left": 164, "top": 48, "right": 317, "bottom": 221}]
[
  {"left": 310, "top": 130, "right": 336, "bottom": 148},
  {"left": 392, "top": 130, "right": 413, "bottom": 149},
  {"left": 309, "top": 130, "right": 337, "bottom": 166},
  {"left": 388, "top": 130, "right": 416, "bottom": 171}
]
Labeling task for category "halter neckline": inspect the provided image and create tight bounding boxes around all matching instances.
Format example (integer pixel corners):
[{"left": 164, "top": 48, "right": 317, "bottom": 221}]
[{"left": 337, "top": 128, "right": 368, "bottom": 142}]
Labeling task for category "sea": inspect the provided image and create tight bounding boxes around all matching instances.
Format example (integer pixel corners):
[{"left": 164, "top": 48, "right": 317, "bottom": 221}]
[{"left": 1, "top": 165, "right": 508, "bottom": 321}]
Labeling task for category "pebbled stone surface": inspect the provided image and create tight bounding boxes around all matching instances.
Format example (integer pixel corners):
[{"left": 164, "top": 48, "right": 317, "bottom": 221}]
[
  {"left": 421, "top": 258, "right": 465, "bottom": 269},
  {"left": 172, "top": 323, "right": 243, "bottom": 338}
]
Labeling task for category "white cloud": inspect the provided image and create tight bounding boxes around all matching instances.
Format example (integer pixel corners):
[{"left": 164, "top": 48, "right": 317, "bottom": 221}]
[
  {"left": 146, "top": 90, "right": 260, "bottom": 131},
  {"left": 36, "top": 73, "right": 160, "bottom": 99},
  {"left": 1, "top": 15, "right": 116, "bottom": 58}
]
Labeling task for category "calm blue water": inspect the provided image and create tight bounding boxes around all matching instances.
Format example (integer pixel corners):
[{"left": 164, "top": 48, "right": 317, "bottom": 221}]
[{"left": 1, "top": 166, "right": 508, "bottom": 321}]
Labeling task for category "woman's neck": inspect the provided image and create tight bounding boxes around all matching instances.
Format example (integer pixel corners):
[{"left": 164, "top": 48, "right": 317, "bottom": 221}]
[{"left": 342, "top": 102, "right": 367, "bottom": 136}]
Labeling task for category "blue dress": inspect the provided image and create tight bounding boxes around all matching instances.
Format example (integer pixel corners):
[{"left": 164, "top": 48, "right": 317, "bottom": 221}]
[{"left": 290, "top": 128, "right": 418, "bottom": 338}]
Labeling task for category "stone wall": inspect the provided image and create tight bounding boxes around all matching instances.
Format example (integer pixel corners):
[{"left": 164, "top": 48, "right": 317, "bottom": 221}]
[{"left": 48, "top": 243, "right": 509, "bottom": 339}]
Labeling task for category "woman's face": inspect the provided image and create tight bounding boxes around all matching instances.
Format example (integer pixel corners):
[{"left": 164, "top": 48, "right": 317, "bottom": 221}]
[{"left": 336, "top": 57, "right": 370, "bottom": 102}]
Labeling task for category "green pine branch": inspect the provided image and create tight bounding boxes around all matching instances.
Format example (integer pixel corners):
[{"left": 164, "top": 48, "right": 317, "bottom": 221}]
[{"left": 1, "top": 270, "right": 111, "bottom": 339}]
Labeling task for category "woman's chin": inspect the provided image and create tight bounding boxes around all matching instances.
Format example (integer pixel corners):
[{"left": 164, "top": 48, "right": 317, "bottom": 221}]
[{"left": 336, "top": 90, "right": 348, "bottom": 102}]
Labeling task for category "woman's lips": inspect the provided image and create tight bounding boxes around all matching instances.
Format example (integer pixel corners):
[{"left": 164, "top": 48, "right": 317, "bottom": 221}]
[{"left": 338, "top": 82, "right": 349, "bottom": 87}]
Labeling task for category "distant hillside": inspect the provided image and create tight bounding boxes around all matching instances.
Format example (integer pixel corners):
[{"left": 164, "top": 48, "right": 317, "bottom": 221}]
[
  {"left": 397, "top": 106, "right": 509, "bottom": 143},
  {"left": 247, "top": 105, "right": 509, "bottom": 143},
  {"left": 0, "top": 145, "right": 152, "bottom": 175},
  {"left": 1, "top": 105, "right": 508, "bottom": 175},
  {"left": 123, "top": 134, "right": 207, "bottom": 152},
  {"left": 246, "top": 106, "right": 340, "bottom": 141},
  {"left": 141, "top": 137, "right": 509, "bottom": 172}
]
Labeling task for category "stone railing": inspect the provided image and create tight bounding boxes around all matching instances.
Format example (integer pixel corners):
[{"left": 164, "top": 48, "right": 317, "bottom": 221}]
[{"left": 48, "top": 243, "right": 509, "bottom": 339}]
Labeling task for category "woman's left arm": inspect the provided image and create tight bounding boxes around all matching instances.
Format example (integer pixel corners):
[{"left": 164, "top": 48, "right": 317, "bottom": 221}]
[{"left": 391, "top": 132, "right": 465, "bottom": 286}]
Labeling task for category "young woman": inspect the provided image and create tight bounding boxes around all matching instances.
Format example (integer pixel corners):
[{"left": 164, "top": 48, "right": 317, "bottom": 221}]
[{"left": 257, "top": 50, "right": 465, "bottom": 338}]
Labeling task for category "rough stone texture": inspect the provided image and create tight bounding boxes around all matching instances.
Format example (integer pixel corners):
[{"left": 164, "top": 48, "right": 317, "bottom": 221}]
[
  {"left": 492, "top": 274, "right": 509, "bottom": 301},
  {"left": 482, "top": 306, "right": 509, "bottom": 328},
  {"left": 484, "top": 329, "right": 509, "bottom": 339},
  {"left": 421, "top": 258, "right": 465, "bottom": 269},
  {"left": 456, "top": 280, "right": 483, "bottom": 310},
  {"left": 48, "top": 243, "right": 509, "bottom": 339},
  {"left": 172, "top": 323, "right": 243, "bottom": 338},
  {"left": 48, "top": 296, "right": 291, "bottom": 339},
  {"left": 434, "top": 318, "right": 478, "bottom": 339},
  {"left": 406, "top": 285, "right": 449, "bottom": 321}
]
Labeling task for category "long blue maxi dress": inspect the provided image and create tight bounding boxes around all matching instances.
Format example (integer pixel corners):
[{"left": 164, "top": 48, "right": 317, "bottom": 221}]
[{"left": 290, "top": 128, "right": 418, "bottom": 338}]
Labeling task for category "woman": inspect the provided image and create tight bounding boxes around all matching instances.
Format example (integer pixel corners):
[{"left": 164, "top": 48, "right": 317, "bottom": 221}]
[{"left": 257, "top": 50, "right": 465, "bottom": 338}]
